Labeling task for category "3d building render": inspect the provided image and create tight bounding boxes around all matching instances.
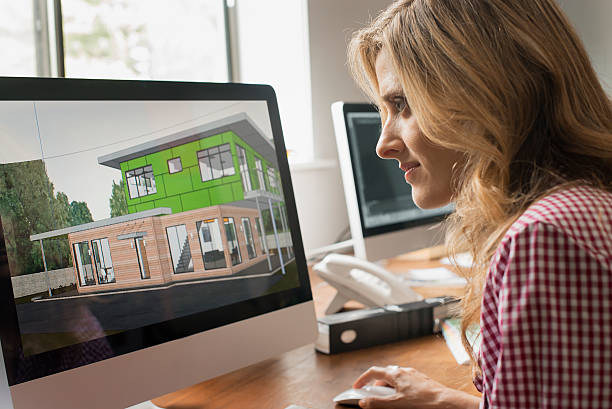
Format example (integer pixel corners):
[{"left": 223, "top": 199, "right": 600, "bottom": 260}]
[{"left": 30, "top": 113, "right": 294, "bottom": 295}]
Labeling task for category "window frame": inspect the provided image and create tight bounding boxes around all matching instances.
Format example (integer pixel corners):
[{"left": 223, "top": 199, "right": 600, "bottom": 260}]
[
  {"left": 165, "top": 224, "right": 194, "bottom": 274},
  {"left": 196, "top": 218, "right": 227, "bottom": 270},
  {"left": 236, "top": 145, "right": 252, "bottom": 192},
  {"left": 73, "top": 241, "right": 96, "bottom": 287},
  {"left": 125, "top": 165, "right": 157, "bottom": 199},
  {"left": 223, "top": 217, "right": 242, "bottom": 266},
  {"left": 254, "top": 157, "right": 265, "bottom": 191},
  {"left": 267, "top": 167, "right": 277, "bottom": 191},
  {"left": 135, "top": 237, "right": 150, "bottom": 279},
  {"left": 197, "top": 144, "right": 236, "bottom": 183},
  {"left": 241, "top": 217, "right": 256, "bottom": 259},
  {"left": 91, "top": 238, "right": 115, "bottom": 285},
  {"left": 167, "top": 157, "right": 183, "bottom": 174}
]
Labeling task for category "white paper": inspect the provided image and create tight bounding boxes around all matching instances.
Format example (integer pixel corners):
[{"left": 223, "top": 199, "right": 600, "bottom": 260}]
[
  {"left": 398, "top": 267, "right": 466, "bottom": 287},
  {"left": 440, "top": 252, "right": 473, "bottom": 268}
]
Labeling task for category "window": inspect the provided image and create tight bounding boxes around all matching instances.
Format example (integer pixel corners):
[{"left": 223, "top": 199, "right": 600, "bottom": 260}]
[
  {"left": 267, "top": 167, "right": 278, "bottom": 191},
  {"left": 197, "top": 144, "right": 235, "bottom": 182},
  {"left": 91, "top": 238, "right": 115, "bottom": 284},
  {"left": 167, "top": 157, "right": 182, "bottom": 174},
  {"left": 255, "top": 157, "right": 265, "bottom": 191},
  {"left": 242, "top": 218, "right": 256, "bottom": 259},
  {"left": 197, "top": 219, "right": 227, "bottom": 270},
  {"left": 73, "top": 241, "right": 96, "bottom": 286},
  {"left": 135, "top": 237, "right": 150, "bottom": 279},
  {"left": 0, "top": 3, "right": 36, "bottom": 76},
  {"left": 255, "top": 216, "right": 266, "bottom": 253},
  {"left": 126, "top": 165, "right": 156, "bottom": 199},
  {"left": 236, "top": 145, "right": 252, "bottom": 192},
  {"left": 223, "top": 217, "right": 241, "bottom": 266},
  {"left": 235, "top": 1, "right": 313, "bottom": 162},
  {"left": 5, "top": 2, "right": 230, "bottom": 81},
  {"left": 280, "top": 204, "right": 294, "bottom": 259},
  {"left": 166, "top": 225, "right": 193, "bottom": 274}
]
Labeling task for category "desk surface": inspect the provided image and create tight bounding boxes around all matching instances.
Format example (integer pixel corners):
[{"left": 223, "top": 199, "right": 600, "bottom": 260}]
[{"left": 152, "top": 257, "right": 480, "bottom": 409}]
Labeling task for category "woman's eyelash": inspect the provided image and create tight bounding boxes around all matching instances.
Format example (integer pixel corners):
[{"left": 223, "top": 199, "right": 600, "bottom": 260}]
[{"left": 391, "top": 97, "right": 407, "bottom": 112}]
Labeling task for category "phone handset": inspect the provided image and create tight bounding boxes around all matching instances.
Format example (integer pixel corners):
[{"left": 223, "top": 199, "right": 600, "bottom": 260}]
[{"left": 313, "top": 253, "right": 422, "bottom": 315}]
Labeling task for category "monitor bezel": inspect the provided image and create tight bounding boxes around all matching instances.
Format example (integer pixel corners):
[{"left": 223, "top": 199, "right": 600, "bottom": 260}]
[
  {"left": 340, "top": 102, "right": 451, "bottom": 238},
  {"left": 0, "top": 76, "right": 313, "bottom": 385}
]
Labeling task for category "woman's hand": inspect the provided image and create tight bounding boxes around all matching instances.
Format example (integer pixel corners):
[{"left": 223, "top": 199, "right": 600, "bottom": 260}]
[{"left": 352, "top": 365, "right": 480, "bottom": 409}]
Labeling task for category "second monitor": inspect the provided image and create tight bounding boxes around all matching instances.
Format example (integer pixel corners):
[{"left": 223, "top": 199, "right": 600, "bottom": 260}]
[{"left": 331, "top": 102, "right": 454, "bottom": 262}]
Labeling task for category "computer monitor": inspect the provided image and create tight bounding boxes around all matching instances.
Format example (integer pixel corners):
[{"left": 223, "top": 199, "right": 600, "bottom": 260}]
[
  {"left": 331, "top": 101, "right": 453, "bottom": 262},
  {"left": 0, "top": 77, "right": 317, "bottom": 409}
]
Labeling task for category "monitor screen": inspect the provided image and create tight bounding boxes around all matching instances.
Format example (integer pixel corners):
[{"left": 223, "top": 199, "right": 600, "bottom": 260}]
[
  {"left": 0, "top": 78, "right": 311, "bottom": 387},
  {"left": 343, "top": 104, "right": 453, "bottom": 237}
]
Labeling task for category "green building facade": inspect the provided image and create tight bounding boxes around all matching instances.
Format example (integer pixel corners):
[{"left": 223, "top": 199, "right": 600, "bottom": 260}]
[{"left": 118, "top": 130, "right": 282, "bottom": 214}]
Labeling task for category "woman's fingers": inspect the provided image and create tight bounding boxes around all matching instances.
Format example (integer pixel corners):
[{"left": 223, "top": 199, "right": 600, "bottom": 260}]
[{"left": 353, "top": 365, "right": 401, "bottom": 389}]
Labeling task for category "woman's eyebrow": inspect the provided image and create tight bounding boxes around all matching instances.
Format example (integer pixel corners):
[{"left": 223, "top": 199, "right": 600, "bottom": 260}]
[
  {"left": 380, "top": 92, "right": 406, "bottom": 105},
  {"left": 379, "top": 87, "right": 405, "bottom": 100}
]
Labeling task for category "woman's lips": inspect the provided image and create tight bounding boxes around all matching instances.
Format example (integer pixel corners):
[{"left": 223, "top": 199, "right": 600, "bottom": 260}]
[{"left": 400, "top": 162, "right": 420, "bottom": 182}]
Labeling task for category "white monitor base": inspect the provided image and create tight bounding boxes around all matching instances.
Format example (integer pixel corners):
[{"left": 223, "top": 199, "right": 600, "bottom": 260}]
[{"left": 126, "top": 401, "right": 163, "bottom": 409}]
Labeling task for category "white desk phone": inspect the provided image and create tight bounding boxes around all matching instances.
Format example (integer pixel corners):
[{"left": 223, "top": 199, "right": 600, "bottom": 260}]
[{"left": 313, "top": 253, "right": 423, "bottom": 315}]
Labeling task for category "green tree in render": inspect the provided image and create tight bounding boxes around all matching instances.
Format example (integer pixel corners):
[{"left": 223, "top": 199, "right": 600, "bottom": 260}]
[
  {"left": 109, "top": 179, "right": 128, "bottom": 217},
  {"left": 69, "top": 201, "right": 94, "bottom": 226},
  {"left": 0, "top": 161, "right": 59, "bottom": 275},
  {"left": 0, "top": 161, "right": 91, "bottom": 275}
]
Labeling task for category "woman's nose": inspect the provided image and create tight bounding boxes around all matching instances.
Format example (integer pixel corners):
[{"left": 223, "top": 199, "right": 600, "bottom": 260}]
[{"left": 376, "top": 123, "right": 404, "bottom": 159}]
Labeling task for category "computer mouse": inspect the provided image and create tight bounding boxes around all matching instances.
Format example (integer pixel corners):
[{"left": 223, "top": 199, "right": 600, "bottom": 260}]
[{"left": 333, "top": 385, "right": 397, "bottom": 406}]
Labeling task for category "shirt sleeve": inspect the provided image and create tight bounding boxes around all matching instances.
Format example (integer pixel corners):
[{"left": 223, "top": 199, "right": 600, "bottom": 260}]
[{"left": 488, "top": 221, "right": 612, "bottom": 409}]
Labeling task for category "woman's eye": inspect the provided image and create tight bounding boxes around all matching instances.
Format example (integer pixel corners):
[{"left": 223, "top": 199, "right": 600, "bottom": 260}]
[{"left": 392, "top": 98, "right": 407, "bottom": 113}]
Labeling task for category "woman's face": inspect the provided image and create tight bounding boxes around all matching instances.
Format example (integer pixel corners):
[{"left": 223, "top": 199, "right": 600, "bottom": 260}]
[{"left": 374, "top": 49, "right": 462, "bottom": 209}]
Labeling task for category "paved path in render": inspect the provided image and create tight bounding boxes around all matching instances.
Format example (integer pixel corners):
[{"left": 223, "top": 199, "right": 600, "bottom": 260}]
[{"left": 16, "top": 256, "right": 294, "bottom": 335}]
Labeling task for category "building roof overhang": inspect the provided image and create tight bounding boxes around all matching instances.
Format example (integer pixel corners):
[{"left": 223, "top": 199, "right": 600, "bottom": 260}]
[
  {"left": 30, "top": 207, "right": 172, "bottom": 241},
  {"left": 97, "top": 112, "right": 277, "bottom": 170}
]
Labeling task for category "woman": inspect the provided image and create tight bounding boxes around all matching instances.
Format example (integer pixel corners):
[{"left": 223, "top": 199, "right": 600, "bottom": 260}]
[{"left": 347, "top": 0, "right": 612, "bottom": 408}]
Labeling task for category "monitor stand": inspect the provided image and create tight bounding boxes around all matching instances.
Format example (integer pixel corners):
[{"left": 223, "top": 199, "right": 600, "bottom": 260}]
[
  {"left": 0, "top": 344, "right": 14, "bottom": 409},
  {"left": 127, "top": 401, "right": 163, "bottom": 409}
]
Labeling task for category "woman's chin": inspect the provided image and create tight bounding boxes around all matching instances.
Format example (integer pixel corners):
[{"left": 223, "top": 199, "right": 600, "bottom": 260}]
[{"left": 411, "top": 189, "right": 451, "bottom": 209}]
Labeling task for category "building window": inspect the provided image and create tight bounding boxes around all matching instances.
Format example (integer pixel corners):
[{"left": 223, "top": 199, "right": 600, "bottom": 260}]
[
  {"left": 91, "top": 238, "right": 115, "bottom": 284},
  {"left": 242, "top": 218, "right": 256, "bottom": 259},
  {"left": 135, "top": 237, "right": 150, "bottom": 279},
  {"left": 255, "top": 216, "right": 266, "bottom": 253},
  {"left": 166, "top": 225, "right": 193, "bottom": 274},
  {"left": 223, "top": 217, "right": 242, "bottom": 266},
  {"left": 255, "top": 157, "right": 265, "bottom": 191},
  {"left": 197, "top": 144, "right": 235, "bottom": 182},
  {"left": 126, "top": 165, "right": 156, "bottom": 199},
  {"left": 267, "top": 167, "right": 278, "bottom": 191},
  {"left": 167, "top": 157, "right": 182, "bottom": 174},
  {"left": 237, "top": 145, "right": 252, "bottom": 192},
  {"left": 197, "top": 219, "right": 227, "bottom": 270},
  {"left": 73, "top": 241, "right": 96, "bottom": 286}
]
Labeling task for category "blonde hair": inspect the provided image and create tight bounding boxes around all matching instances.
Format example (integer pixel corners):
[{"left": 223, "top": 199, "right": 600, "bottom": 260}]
[{"left": 349, "top": 0, "right": 612, "bottom": 373}]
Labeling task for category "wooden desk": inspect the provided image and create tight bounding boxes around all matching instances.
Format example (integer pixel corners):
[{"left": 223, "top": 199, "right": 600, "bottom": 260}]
[{"left": 152, "top": 257, "right": 480, "bottom": 409}]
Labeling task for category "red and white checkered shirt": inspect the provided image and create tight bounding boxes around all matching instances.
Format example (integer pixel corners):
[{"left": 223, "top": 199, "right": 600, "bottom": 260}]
[{"left": 474, "top": 184, "right": 612, "bottom": 408}]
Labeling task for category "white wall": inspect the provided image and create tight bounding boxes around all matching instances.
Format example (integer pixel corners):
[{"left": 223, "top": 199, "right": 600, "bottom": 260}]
[
  {"left": 290, "top": 0, "right": 392, "bottom": 253},
  {"left": 291, "top": 0, "right": 612, "bottom": 254},
  {"left": 557, "top": 0, "right": 612, "bottom": 94}
]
